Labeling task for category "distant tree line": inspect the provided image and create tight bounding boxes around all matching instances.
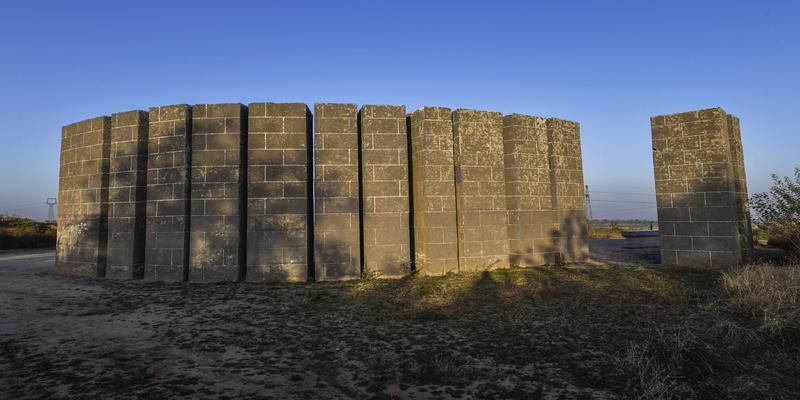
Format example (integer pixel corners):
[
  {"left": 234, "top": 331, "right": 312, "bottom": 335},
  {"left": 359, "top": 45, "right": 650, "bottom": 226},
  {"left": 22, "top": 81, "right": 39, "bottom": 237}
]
[{"left": 0, "top": 215, "right": 56, "bottom": 250}]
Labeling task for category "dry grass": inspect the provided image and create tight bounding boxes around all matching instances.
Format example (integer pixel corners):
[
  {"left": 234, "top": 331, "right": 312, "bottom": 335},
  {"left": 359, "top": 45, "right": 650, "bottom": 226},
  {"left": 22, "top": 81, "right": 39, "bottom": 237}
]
[
  {"left": 3, "top": 254, "right": 800, "bottom": 398},
  {"left": 721, "top": 262, "right": 800, "bottom": 335},
  {"left": 0, "top": 215, "right": 56, "bottom": 250}
]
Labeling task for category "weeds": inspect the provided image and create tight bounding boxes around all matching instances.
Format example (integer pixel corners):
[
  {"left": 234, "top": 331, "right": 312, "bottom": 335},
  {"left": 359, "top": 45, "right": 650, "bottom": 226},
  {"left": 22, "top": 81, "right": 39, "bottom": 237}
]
[{"left": 721, "top": 262, "right": 800, "bottom": 335}]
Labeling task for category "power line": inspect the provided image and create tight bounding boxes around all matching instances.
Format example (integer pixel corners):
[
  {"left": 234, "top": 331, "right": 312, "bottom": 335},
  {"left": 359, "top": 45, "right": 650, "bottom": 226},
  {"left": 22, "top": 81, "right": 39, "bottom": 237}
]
[
  {"left": 588, "top": 190, "right": 654, "bottom": 196},
  {"left": 591, "top": 199, "right": 656, "bottom": 204}
]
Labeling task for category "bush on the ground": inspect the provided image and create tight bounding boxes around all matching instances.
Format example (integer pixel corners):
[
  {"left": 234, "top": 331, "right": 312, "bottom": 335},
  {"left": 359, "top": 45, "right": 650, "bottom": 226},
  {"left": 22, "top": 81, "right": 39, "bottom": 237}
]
[
  {"left": 0, "top": 215, "right": 57, "bottom": 250},
  {"left": 750, "top": 168, "right": 800, "bottom": 258}
]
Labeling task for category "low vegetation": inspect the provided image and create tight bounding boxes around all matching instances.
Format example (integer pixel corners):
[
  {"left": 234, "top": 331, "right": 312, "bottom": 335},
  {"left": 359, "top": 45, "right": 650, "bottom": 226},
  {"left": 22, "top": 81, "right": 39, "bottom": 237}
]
[
  {"left": 0, "top": 214, "right": 56, "bottom": 250},
  {"left": 751, "top": 167, "right": 800, "bottom": 258},
  {"left": 3, "top": 255, "right": 798, "bottom": 398},
  {"left": 589, "top": 220, "right": 657, "bottom": 238}
]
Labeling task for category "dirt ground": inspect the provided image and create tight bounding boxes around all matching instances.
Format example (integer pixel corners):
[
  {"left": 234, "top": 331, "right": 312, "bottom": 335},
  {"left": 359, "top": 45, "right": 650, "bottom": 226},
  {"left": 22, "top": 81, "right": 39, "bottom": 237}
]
[{"left": 0, "top": 242, "right": 793, "bottom": 399}]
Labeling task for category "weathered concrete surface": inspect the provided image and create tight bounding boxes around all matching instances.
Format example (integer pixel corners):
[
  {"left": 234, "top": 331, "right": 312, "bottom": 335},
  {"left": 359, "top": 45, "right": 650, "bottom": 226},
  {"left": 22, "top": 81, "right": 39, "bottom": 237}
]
[
  {"left": 56, "top": 116, "right": 110, "bottom": 278},
  {"left": 190, "top": 104, "right": 246, "bottom": 282},
  {"left": 57, "top": 100, "right": 597, "bottom": 281},
  {"left": 314, "top": 103, "right": 361, "bottom": 280},
  {"left": 408, "top": 107, "right": 459, "bottom": 275},
  {"left": 144, "top": 105, "right": 191, "bottom": 281},
  {"left": 106, "top": 110, "right": 148, "bottom": 279},
  {"left": 503, "top": 114, "right": 559, "bottom": 266},
  {"left": 726, "top": 115, "right": 754, "bottom": 262},
  {"left": 247, "top": 103, "right": 312, "bottom": 282},
  {"left": 452, "top": 109, "right": 510, "bottom": 271},
  {"left": 359, "top": 105, "right": 411, "bottom": 277},
  {"left": 547, "top": 118, "right": 589, "bottom": 263},
  {"left": 651, "top": 107, "right": 753, "bottom": 267}
]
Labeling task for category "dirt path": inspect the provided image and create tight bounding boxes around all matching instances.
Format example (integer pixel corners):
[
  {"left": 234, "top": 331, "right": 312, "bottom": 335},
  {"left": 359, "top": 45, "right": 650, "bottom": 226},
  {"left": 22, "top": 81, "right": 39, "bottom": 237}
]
[{"left": 0, "top": 246, "right": 711, "bottom": 399}]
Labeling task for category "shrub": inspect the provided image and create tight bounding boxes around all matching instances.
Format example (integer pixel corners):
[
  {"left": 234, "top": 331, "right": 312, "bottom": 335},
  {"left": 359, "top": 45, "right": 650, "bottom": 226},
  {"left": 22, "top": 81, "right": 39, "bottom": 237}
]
[
  {"left": 721, "top": 262, "right": 800, "bottom": 335},
  {"left": 0, "top": 214, "right": 57, "bottom": 250},
  {"left": 750, "top": 168, "right": 800, "bottom": 258}
]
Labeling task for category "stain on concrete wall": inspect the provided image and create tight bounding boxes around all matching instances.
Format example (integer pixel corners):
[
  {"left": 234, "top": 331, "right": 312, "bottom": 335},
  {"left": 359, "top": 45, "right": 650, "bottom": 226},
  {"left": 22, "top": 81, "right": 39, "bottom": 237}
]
[
  {"left": 56, "top": 116, "right": 110, "bottom": 278},
  {"left": 547, "top": 118, "right": 589, "bottom": 263}
]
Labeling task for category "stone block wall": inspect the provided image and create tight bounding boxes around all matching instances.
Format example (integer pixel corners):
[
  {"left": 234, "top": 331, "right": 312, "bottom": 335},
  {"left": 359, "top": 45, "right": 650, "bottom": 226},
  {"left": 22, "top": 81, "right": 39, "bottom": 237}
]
[
  {"left": 408, "top": 107, "right": 460, "bottom": 275},
  {"left": 359, "top": 105, "right": 411, "bottom": 277},
  {"left": 106, "top": 110, "right": 148, "bottom": 279},
  {"left": 726, "top": 115, "right": 754, "bottom": 262},
  {"left": 651, "top": 107, "right": 752, "bottom": 267},
  {"left": 144, "top": 105, "right": 191, "bottom": 281},
  {"left": 547, "top": 118, "right": 589, "bottom": 263},
  {"left": 452, "top": 109, "right": 510, "bottom": 271},
  {"left": 190, "top": 104, "right": 246, "bottom": 282},
  {"left": 247, "top": 103, "right": 312, "bottom": 282},
  {"left": 56, "top": 116, "right": 110, "bottom": 277},
  {"left": 57, "top": 100, "right": 597, "bottom": 282},
  {"left": 314, "top": 103, "right": 361, "bottom": 280},
  {"left": 503, "top": 114, "right": 559, "bottom": 266}
]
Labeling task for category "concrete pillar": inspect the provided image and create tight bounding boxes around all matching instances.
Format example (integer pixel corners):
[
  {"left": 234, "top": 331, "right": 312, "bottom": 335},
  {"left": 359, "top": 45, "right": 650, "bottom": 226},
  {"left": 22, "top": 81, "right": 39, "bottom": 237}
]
[
  {"left": 56, "top": 116, "right": 111, "bottom": 277},
  {"left": 408, "top": 107, "right": 459, "bottom": 275},
  {"left": 547, "top": 118, "right": 589, "bottom": 263},
  {"left": 502, "top": 114, "right": 559, "bottom": 266},
  {"left": 651, "top": 107, "right": 752, "bottom": 267},
  {"left": 452, "top": 109, "right": 510, "bottom": 271},
  {"left": 106, "top": 110, "right": 148, "bottom": 279},
  {"left": 314, "top": 103, "right": 361, "bottom": 280},
  {"left": 189, "top": 104, "right": 246, "bottom": 281},
  {"left": 359, "top": 105, "right": 411, "bottom": 277},
  {"left": 247, "top": 103, "right": 312, "bottom": 282},
  {"left": 726, "top": 115, "right": 754, "bottom": 262},
  {"left": 144, "top": 104, "right": 191, "bottom": 281}
]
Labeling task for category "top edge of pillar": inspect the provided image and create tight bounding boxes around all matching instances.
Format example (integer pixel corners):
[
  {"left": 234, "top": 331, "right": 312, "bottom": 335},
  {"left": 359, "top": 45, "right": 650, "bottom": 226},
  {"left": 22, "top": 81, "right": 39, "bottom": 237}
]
[
  {"left": 452, "top": 108, "right": 503, "bottom": 124},
  {"left": 650, "top": 107, "right": 727, "bottom": 126},
  {"left": 502, "top": 113, "right": 548, "bottom": 127},
  {"left": 360, "top": 104, "right": 406, "bottom": 118},
  {"left": 110, "top": 110, "right": 148, "bottom": 126},
  {"left": 314, "top": 103, "right": 358, "bottom": 118},
  {"left": 62, "top": 115, "right": 110, "bottom": 133},
  {"left": 191, "top": 103, "right": 246, "bottom": 118},
  {"left": 546, "top": 117, "right": 580, "bottom": 129},
  {"left": 248, "top": 103, "right": 310, "bottom": 118},
  {"left": 148, "top": 104, "right": 190, "bottom": 112},
  {"left": 409, "top": 106, "right": 452, "bottom": 120}
]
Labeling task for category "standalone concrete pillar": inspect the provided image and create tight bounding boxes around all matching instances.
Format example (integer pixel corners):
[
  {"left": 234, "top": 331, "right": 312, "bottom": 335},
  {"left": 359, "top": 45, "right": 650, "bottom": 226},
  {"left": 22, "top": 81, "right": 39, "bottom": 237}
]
[
  {"left": 452, "top": 109, "right": 510, "bottom": 271},
  {"left": 144, "top": 104, "right": 191, "bottom": 281},
  {"left": 651, "top": 107, "right": 753, "bottom": 267},
  {"left": 189, "top": 104, "right": 246, "bottom": 281},
  {"left": 547, "top": 118, "right": 589, "bottom": 263},
  {"left": 314, "top": 103, "right": 361, "bottom": 280},
  {"left": 247, "top": 103, "right": 313, "bottom": 282},
  {"left": 408, "top": 107, "right": 459, "bottom": 274},
  {"left": 726, "top": 115, "right": 754, "bottom": 262},
  {"left": 503, "top": 114, "right": 559, "bottom": 266},
  {"left": 359, "top": 105, "right": 411, "bottom": 277},
  {"left": 106, "top": 110, "right": 148, "bottom": 279},
  {"left": 56, "top": 116, "right": 111, "bottom": 277}
]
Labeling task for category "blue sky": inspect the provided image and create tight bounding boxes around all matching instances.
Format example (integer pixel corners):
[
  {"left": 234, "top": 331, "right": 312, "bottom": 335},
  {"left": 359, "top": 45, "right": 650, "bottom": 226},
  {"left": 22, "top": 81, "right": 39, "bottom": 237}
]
[{"left": 1, "top": 1, "right": 797, "bottom": 220}]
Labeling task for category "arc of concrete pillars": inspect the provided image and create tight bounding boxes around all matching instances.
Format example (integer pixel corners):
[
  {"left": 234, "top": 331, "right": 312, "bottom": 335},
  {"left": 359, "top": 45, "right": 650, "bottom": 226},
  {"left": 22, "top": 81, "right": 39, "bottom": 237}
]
[{"left": 56, "top": 101, "right": 592, "bottom": 281}]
